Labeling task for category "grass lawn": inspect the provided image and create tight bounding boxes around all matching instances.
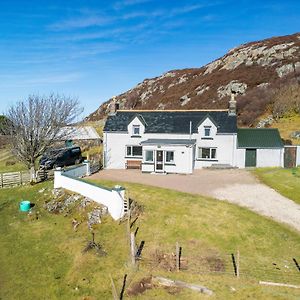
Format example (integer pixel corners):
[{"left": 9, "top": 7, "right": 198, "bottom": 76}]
[
  {"left": 0, "top": 147, "right": 27, "bottom": 172},
  {"left": 0, "top": 179, "right": 300, "bottom": 299},
  {"left": 270, "top": 114, "right": 300, "bottom": 145},
  {"left": 253, "top": 167, "right": 300, "bottom": 205}
]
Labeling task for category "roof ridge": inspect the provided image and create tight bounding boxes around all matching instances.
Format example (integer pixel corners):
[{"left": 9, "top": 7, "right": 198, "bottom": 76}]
[
  {"left": 238, "top": 128, "right": 279, "bottom": 130},
  {"left": 117, "top": 109, "right": 229, "bottom": 112}
]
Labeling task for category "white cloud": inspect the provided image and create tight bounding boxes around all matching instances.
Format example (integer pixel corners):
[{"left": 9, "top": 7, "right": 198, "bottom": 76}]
[
  {"left": 0, "top": 72, "right": 85, "bottom": 88},
  {"left": 114, "top": 0, "right": 154, "bottom": 10},
  {"left": 49, "top": 15, "right": 113, "bottom": 31}
]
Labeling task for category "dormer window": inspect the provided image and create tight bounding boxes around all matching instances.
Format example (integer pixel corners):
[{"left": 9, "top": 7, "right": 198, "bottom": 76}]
[
  {"left": 204, "top": 126, "right": 211, "bottom": 137},
  {"left": 133, "top": 125, "right": 140, "bottom": 136}
]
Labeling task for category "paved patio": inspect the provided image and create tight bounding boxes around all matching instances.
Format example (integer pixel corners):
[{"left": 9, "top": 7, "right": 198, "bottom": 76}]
[{"left": 89, "top": 169, "right": 300, "bottom": 232}]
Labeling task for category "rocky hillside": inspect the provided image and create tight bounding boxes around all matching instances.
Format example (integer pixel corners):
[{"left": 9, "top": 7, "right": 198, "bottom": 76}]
[{"left": 86, "top": 32, "right": 300, "bottom": 126}]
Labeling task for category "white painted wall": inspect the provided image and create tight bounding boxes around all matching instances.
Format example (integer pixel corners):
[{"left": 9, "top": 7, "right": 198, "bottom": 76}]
[
  {"left": 141, "top": 144, "right": 193, "bottom": 174},
  {"left": 104, "top": 130, "right": 237, "bottom": 171},
  {"left": 235, "top": 148, "right": 246, "bottom": 168},
  {"left": 62, "top": 164, "right": 87, "bottom": 178},
  {"left": 197, "top": 117, "right": 217, "bottom": 136},
  {"left": 104, "top": 127, "right": 284, "bottom": 171},
  {"left": 297, "top": 146, "right": 300, "bottom": 166},
  {"left": 127, "top": 116, "right": 145, "bottom": 136},
  {"left": 194, "top": 134, "right": 236, "bottom": 168},
  {"left": 256, "top": 148, "right": 284, "bottom": 167},
  {"left": 235, "top": 148, "right": 284, "bottom": 168},
  {"left": 54, "top": 165, "right": 125, "bottom": 220}
]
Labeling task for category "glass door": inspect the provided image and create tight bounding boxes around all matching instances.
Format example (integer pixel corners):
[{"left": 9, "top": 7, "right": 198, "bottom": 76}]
[{"left": 155, "top": 150, "right": 164, "bottom": 172}]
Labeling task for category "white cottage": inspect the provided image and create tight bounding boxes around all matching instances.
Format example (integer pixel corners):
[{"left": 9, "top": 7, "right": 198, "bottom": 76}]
[{"left": 103, "top": 101, "right": 284, "bottom": 173}]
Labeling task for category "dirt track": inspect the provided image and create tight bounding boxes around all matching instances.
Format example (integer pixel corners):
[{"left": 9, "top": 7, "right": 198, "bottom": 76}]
[{"left": 89, "top": 169, "right": 300, "bottom": 232}]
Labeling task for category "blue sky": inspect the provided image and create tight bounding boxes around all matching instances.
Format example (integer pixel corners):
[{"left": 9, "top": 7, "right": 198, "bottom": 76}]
[{"left": 0, "top": 0, "right": 299, "bottom": 119}]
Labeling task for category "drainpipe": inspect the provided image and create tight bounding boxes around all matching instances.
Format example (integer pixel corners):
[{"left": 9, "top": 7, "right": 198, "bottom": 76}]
[
  {"left": 103, "top": 132, "right": 107, "bottom": 169},
  {"left": 189, "top": 121, "right": 192, "bottom": 140}
]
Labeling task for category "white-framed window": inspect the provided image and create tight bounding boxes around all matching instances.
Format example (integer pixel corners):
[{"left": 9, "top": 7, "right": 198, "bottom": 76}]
[
  {"left": 145, "top": 150, "right": 154, "bottom": 162},
  {"left": 204, "top": 126, "right": 211, "bottom": 137},
  {"left": 126, "top": 145, "right": 142, "bottom": 157},
  {"left": 165, "top": 151, "right": 174, "bottom": 163},
  {"left": 132, "top": 125, "right": 140, "bottom": 135},
  {"left": 198, "top": 147, "right": 216, "bottom": 160}
]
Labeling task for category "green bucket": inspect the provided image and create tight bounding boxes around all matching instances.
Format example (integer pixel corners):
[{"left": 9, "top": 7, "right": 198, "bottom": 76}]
[{"left": 20, "top": 200, "right": 31, "bottom": 212}]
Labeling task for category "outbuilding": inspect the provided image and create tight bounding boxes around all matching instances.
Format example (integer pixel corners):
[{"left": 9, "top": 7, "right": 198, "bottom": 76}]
[{"left": 236, "top": 128, "right": 284, "bottom": 167}]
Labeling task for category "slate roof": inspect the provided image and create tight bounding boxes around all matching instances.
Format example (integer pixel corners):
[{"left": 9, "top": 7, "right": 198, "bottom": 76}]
[
  {"left": 237, "top": 128, "right": 283, "bottom": 148},
  {"left": 140, "top": 139, "right": 196, "bottom": 145},
  {"left": 58, "top": 126, "right": 101, "bottom": 140},
  {"left": 104, "top": 110, "right": 237, "bottom": 134}
]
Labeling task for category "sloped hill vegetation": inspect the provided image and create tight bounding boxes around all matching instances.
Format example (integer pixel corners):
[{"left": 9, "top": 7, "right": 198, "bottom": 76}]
[{"left": 86, "top": 32, "right": 300, "bottom": 130}]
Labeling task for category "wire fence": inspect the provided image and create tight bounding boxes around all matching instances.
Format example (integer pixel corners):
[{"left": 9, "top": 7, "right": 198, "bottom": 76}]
[{"left": 137, "top": 250, "right": 300, "bottom": 284}]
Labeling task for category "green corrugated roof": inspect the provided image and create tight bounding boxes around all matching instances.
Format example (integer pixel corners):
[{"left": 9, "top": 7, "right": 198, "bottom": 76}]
[{"left": 237, "top": 128, "right": 283, "bottom": 148}]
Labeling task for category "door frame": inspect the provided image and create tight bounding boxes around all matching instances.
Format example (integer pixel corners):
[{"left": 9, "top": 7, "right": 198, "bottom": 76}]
[
  {"left": 155, "top": 150, "right": 164, "bottom": 172},
  {"left": 245, "top": 149, "right": 257, "bottom": 167}
]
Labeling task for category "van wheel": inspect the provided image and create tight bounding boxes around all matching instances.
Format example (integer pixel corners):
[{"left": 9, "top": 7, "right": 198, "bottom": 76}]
[{"left": 75, "top": 159, "right": 80, "bottom": 164}]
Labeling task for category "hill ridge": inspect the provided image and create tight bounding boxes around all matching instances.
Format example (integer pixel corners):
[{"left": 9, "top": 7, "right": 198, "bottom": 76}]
[{"left": 86, "top": 32, "right": 300, "bottom": 126}]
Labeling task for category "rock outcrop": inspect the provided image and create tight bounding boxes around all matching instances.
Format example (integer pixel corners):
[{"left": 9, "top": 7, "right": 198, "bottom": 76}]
[{"left": 86, "top": 32, "right": 300, "bottom": 126}]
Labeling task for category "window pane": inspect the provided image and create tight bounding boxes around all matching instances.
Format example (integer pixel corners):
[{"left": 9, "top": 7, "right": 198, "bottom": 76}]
[
  {"left": 204, "top": 128, "right": 210, "bottom": 136},
  {"left": 132, "top": 146, "right": 142, "bottom": 156},
  {"left": 211, "top": 148, "right": 216, "bottom": 159},
  {"left": 166, "top": 151, "right": 174, "bottom": 162},
  {"left": 201, "top": 148, "right": 210, "bottom": 159},
  {"left": 133, "top": 125, "right": 140, "bottom": 135},
  {"left": 145, "top": 150, "right": 153, "bottom": 162},
  {"left": 126, "top": 146, "right": 132, "bottom": 156}
]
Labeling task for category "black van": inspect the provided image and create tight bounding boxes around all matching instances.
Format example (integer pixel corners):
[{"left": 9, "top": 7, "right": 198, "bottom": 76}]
[{"left": 40, "top": 146, "right": 83, "bottom": 170}]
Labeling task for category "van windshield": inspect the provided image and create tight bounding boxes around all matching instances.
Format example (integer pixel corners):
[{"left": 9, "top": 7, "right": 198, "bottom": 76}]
[{"left": 42, "top": 149, "right": 64, "bottom": 159}]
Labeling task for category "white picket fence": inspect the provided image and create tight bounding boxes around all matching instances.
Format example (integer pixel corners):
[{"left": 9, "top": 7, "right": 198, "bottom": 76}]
[{"left": 54, "top": 162, "right": 125, "bottom": 220}]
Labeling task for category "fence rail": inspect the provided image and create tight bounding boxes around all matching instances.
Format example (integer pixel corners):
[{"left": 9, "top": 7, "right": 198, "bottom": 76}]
[
  {"left": 0, "top": 169, "right": 54, "bottom": 188},
  {"left": 0, "top": 161, "right": 100, "bottom": 189}
]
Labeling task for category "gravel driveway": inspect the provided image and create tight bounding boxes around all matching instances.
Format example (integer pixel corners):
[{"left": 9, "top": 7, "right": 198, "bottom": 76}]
[{"left": 89, "top": 169, "right": 300, "bottom": 232}]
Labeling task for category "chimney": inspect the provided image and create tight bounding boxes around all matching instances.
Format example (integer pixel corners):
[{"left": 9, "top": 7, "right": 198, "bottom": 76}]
[
  {"left": 228, "top": 91, "right": 237, "bottom": 116},
  {"left": 109, "top": 96, "right": 119, "bottom": 115}
]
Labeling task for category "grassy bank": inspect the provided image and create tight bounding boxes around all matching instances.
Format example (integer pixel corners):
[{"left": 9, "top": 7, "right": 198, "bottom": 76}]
[
  {"left": 0, "top": 180, "right": 299, "bottom": 299},
  {"left": 253, "top": 167, "right": 300, "bottom": 205},
  {"left": 270, "top": 114, "right": 300, "bottom": 145},
  {"left": 0, "top": 147, "right": 27, "bottom": 172}
]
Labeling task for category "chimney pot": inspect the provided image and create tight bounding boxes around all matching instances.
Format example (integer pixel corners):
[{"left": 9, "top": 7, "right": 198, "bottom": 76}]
[
  {"left": 109, "top": 96, "right": 119, "bottom": 115},
  {"left": 228, "top": 91, "right": 237, "bottom": 116}
]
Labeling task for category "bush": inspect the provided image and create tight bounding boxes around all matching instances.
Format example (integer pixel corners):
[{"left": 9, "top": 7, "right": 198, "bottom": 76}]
[{"left": 272, "top": 83, "right": 300, "bottom": 118}]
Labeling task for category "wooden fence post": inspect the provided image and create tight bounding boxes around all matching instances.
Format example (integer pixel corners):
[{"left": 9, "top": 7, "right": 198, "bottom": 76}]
[
  {"left": 176, "top": 242, "right": 180, "bottom": 271},
  {"left": 293, "top": 258, "right": 300, "bottom": 272},
  {"left": 236, "top": 250, "right": 240, "bottom": 278},
  {"left": 109, "top": 274, "right": 119, "bottom": 300},
  {"left": 130, "top": 232, "right": 136, "bottom": 267},
  {"left": 231, "top": 253, "right": 237, "bottom": 277}
]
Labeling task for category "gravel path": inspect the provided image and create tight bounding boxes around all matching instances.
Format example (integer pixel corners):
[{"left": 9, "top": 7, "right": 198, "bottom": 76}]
[{"left": 90, "top": 169, "right": 300, "bottom": 232}]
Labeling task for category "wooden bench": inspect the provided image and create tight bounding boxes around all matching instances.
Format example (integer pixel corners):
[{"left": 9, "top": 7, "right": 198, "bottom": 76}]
[{"left": 126, "top": 160, "right": 142, "bottom": 169}]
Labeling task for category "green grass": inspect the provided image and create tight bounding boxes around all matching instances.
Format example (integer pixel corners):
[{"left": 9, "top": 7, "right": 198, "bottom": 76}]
[
  {"left": 253, "top": 167, "right": 300, "bottom": 205},
  {"left": 270, "top": 114, "right": 300, "bottom": 145},
  {"left": 0, "top": 147, "right": 27, "bottom": 172},
  {"left": 0, "top": 180, "right": 300, "bottom": 299}
]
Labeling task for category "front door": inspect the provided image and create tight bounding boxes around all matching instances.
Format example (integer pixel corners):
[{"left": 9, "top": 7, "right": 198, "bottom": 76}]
[
  {"left": 155, "top": 150, "right": 164, "bottom": 172},
  {"left": 245, "top": 149, "right": 257, "bottom": 167}
]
